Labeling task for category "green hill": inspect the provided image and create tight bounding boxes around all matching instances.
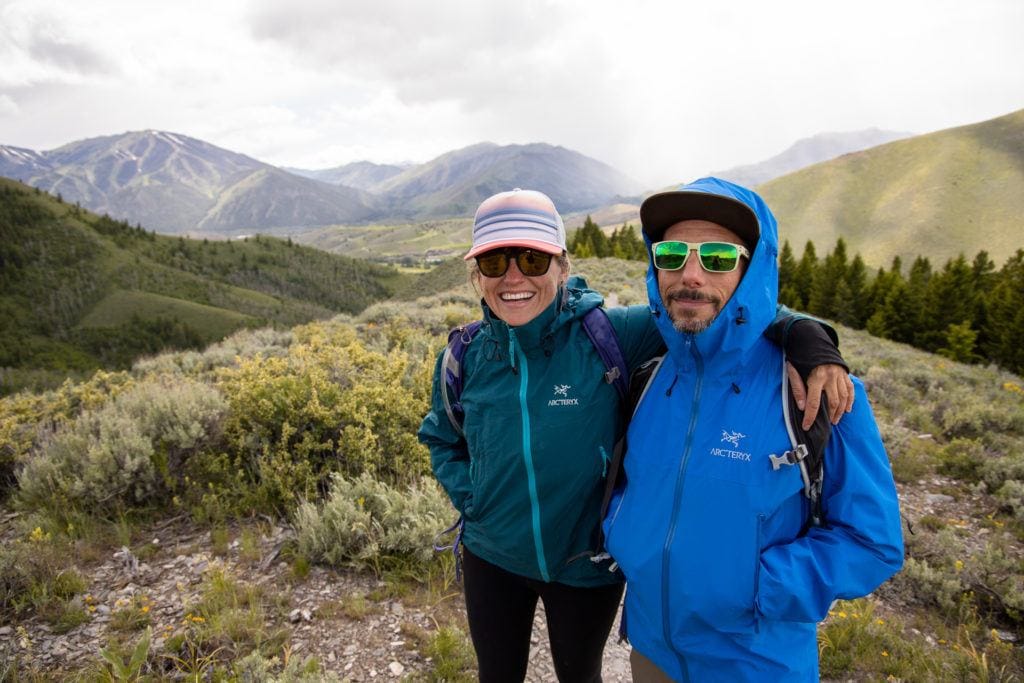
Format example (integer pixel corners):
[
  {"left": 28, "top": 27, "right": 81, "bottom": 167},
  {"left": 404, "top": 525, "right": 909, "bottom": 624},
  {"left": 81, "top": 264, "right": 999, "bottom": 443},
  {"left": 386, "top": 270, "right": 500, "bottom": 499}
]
[
  {"left": 760, "top": 108, "right": 1024, "bottom": 267},
  {"left": 0, "top": 178, "right": 409, "bottom": 395}
]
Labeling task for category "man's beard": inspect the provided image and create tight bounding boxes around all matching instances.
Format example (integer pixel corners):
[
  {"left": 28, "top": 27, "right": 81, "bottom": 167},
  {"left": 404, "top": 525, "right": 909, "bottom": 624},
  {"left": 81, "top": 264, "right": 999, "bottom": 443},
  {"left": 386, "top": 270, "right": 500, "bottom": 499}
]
[{"left": 666, "top": 289, "right": 721, "bottom": 334}]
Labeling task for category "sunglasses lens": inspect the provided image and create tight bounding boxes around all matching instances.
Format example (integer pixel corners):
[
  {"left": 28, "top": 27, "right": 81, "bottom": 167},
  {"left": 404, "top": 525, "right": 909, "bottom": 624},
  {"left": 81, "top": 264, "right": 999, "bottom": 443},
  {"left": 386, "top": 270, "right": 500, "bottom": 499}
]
[
  {"left": 516, "top": 250, "right": 553, "bottom": 276},
  {"left": 653, "top": 242, "right": 690, "bottom": 270},
  {"left": 698, "top": 242, "right": 740, "bottom": 272},
  {"left": 476, "top": 251, "right": 509, "bottom": 277}
]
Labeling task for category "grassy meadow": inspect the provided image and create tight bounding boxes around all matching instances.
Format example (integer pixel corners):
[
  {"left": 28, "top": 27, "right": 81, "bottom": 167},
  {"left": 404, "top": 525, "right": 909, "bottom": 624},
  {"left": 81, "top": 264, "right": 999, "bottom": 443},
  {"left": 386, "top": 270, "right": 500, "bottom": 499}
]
[{"left": 1, "top": 256, "right": 1023, "bottom": 679}]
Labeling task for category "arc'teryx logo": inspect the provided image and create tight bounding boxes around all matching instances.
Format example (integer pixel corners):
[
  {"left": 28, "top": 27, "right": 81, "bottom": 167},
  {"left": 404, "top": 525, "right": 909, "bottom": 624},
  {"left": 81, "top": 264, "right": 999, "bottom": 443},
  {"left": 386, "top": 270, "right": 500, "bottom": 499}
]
[
  {"left": 711, "top": 429, "right": 752, "bottom": 462},
  {"left": 721, "top": 430, "right": 746, "bottom": 447},
  {"left": 548, "top": 384, "right": 579, "bottom": 406}
]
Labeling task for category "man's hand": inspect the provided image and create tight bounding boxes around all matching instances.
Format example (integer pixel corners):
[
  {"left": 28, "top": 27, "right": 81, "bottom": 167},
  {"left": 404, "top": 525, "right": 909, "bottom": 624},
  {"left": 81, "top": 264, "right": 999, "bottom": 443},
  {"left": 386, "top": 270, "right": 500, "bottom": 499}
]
[{"left": 786, "top": 362, "right": 854, "bottom": 429}]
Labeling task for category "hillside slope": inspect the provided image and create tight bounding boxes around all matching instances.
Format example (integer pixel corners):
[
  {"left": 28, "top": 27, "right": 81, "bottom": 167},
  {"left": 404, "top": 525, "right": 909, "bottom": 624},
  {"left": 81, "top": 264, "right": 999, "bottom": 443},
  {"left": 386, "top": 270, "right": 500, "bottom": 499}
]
[
  {"left": 760, "top": 108, "right": 1024, "bottom": 267},
  {"left": 0, "top": 178, "right": 407, "bottom": 394}
]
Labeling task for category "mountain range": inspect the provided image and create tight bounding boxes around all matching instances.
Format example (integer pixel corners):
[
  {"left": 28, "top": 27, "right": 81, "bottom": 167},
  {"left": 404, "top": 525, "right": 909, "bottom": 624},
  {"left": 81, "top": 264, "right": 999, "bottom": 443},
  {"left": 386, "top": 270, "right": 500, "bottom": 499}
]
[
  {"left": 712, "top": 128, "right": 914, "bottom": 188},
  {"left": 0, "top": 134, "right": 639, "bottom": 235}
]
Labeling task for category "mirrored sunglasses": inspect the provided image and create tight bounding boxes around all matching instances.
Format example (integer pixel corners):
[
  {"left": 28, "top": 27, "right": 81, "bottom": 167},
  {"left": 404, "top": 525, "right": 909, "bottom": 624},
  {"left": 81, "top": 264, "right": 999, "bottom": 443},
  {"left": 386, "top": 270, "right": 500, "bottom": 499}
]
[
  {"left": 652, "top": 241, "right": 751, "bottom": 273},
  {"left": 475, "top": 247, "right": 555, "bottom": 278}
]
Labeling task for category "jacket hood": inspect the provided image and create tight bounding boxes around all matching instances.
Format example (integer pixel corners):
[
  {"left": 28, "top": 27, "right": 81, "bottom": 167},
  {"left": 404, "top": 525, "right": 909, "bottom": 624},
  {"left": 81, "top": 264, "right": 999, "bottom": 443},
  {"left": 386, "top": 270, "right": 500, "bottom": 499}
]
[{"left": 643, "top": 177, "right": 779, "bottom": 368}]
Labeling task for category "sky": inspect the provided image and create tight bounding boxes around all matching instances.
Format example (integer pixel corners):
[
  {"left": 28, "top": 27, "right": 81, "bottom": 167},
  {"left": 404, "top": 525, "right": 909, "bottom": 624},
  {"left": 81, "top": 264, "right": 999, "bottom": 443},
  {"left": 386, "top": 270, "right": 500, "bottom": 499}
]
[{"left": 1, "top": 0, "right": 1022, "bottom": 189}]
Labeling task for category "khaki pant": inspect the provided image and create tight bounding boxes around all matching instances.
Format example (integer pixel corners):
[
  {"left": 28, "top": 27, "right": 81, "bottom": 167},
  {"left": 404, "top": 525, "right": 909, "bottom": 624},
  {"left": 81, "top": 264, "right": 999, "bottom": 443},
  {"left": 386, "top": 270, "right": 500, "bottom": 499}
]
[{"left": 630, "top": 648, "right": 676, "bottom": 683}]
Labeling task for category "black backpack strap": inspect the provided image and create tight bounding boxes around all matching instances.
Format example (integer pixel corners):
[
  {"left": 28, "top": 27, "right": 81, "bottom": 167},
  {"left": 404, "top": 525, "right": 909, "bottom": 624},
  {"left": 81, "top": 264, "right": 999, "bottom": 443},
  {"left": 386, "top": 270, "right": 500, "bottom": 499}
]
[
  {"left": 771, "top": 353, "right": 832, "bottom": 529},
  {"left": 441, "top": 320, "right": 483, "bottom": 436},
  {"left": 581, "top": 307, "right": 629, "bottom": 401},
  {"left": 592, "top": 355, "right": 665, "bottom": 562}
]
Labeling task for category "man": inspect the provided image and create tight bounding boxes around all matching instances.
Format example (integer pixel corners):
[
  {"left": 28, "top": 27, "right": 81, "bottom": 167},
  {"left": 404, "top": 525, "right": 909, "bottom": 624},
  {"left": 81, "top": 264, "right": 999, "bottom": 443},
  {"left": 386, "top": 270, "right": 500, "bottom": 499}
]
[{"left": 603, "top": 177, "right": 904, "bottom": 681}]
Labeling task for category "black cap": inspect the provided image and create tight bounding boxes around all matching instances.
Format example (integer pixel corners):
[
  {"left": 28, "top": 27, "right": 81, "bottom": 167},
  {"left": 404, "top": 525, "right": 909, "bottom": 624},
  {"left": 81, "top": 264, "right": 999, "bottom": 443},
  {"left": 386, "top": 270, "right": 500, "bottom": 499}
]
[{"left": 640, "top": 190, "right": 760, "bottom": 249}]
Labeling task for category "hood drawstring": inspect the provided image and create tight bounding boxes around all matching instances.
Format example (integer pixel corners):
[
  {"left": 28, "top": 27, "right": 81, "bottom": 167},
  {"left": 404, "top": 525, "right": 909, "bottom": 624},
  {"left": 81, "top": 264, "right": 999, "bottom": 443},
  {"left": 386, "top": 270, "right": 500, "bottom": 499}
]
[
  {"left": 665, "top": 374, "right": 678, "bottom": 397},
  {"left": 731, "top": 382, "right": 741, "bottom": 394},
  {"left": 736, "top": 306, "right": 748, "bottom": 325}
]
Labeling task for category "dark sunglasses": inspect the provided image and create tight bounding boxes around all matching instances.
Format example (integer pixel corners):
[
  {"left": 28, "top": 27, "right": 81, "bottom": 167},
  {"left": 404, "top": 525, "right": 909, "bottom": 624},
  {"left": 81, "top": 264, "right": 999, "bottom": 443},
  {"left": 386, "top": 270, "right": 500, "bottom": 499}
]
[
  {"left": 652, "top": 241, "right": 751, "bottom": 273},
  {"left": 475, "top": 247, "right": 555, "bottom": 278}
]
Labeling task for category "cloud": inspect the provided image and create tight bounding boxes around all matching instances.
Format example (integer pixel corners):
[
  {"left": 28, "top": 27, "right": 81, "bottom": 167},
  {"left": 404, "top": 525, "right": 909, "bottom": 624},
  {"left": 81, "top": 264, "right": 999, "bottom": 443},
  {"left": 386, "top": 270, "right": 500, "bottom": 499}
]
[
  {"left": 0, "top": 3, "right": 117, "bottom": 87},
  {"left": 246, "top": 0, "right": 574, "bottom": 106},
  {"left": 0, "top": 93, "right": 18, "bottom": 117}
]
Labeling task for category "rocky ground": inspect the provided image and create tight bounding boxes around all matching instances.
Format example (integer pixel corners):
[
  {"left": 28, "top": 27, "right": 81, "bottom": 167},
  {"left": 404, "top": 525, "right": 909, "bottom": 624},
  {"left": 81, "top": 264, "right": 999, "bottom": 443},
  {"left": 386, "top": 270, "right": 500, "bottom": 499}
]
[
  {"left": 0, "top": 511, "right": 631, "bottom": 681},
  {"left": 0, "top": 476, "right": 1016, "bottom": 681}
]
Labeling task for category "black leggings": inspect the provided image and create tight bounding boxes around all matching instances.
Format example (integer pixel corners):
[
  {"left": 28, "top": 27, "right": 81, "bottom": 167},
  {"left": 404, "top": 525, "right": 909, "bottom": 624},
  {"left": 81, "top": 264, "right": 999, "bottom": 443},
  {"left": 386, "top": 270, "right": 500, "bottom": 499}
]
[{"left": 461, "top": 546, "right": 624, "bottom": 683}]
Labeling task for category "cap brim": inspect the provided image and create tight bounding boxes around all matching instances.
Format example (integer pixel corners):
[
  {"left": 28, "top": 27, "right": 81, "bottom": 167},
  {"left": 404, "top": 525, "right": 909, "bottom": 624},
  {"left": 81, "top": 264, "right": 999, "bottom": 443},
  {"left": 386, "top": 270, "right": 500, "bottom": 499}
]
[
  {"left": 464, "top": 238, "right": 564, "bottom": 260},
  {"left": 640, "top": 191, "right": 759, "bottom": 249}
]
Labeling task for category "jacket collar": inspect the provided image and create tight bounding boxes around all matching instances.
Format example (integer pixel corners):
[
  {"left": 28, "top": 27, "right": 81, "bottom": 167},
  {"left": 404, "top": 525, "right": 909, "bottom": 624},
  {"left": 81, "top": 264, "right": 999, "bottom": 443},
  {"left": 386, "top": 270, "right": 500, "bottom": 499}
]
[{"left": 481, "top": 274, "right": 603, "bottom": 353}]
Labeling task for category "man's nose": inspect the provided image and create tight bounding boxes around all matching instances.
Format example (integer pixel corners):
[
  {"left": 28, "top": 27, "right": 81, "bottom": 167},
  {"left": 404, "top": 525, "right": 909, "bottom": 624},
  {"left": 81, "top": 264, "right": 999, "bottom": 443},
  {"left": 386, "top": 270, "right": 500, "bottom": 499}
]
[{"left": 677, "top": 251, "right": 707, "bottom": 284}]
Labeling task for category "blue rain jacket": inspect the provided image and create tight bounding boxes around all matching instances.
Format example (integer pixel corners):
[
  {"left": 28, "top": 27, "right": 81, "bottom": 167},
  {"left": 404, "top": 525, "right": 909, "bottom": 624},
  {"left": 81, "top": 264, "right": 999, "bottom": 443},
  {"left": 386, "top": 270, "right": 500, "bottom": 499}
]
[{"left": 603, "top": 178, "right": 904, "bottom": 681}]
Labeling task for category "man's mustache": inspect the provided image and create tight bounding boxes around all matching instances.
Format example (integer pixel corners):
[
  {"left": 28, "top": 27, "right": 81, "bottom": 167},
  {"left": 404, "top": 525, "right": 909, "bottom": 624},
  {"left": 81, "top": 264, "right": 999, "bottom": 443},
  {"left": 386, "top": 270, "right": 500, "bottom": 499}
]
[{"left": 666, "top": 289, "right": 720, "bottom": 305}]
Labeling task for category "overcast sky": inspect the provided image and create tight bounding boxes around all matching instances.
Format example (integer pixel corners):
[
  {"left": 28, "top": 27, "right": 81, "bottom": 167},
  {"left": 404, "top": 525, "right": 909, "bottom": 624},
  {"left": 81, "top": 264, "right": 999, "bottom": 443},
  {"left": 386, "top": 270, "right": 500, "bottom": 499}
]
[{"left": 2, "top": 0, "right": 1022, "bottom": 189}]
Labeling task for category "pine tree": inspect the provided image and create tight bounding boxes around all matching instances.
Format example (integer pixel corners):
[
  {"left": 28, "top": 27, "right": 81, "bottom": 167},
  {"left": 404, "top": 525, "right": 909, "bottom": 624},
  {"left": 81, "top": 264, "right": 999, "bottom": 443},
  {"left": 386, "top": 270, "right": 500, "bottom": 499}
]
[
  {"left": 845, "top": 254, "right": 869, "bottom": 327},
  {"left": 919, "top": 255, "right": 976, "bottom": 353},
  {"left": 808, "top": 238, "right": 849, "bottom": 320},
  {"left": 970, "top": 250, "right": 998, "bottom": 354},
  {"left": 904, "top": 256, "right": 933, "bottom": 347},
  {"left": 981, "top": 249, "right": 1024, "bottom": 373},
  {"left": 778, "top": 241, "right": 799, "bottom": 308},
  {"left": 937, "top": 321, "right": 979, "bottom": 364},
  {"left": 792, "top": 241, "right": 818, "bottom": 310}
]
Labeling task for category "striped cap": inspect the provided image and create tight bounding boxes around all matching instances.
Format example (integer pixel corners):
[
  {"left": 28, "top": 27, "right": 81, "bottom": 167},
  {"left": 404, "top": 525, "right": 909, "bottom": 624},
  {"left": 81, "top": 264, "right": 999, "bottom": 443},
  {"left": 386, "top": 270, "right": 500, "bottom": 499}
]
[{"left": 465, "top": 188, "right": 566, "bottom": 260}]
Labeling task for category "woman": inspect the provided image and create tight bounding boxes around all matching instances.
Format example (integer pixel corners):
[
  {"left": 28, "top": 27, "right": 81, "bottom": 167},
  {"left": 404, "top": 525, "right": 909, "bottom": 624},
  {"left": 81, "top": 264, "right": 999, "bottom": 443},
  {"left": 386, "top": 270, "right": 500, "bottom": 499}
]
[{"left": 417, "top": 189, "right": 849, "bottom": 682}]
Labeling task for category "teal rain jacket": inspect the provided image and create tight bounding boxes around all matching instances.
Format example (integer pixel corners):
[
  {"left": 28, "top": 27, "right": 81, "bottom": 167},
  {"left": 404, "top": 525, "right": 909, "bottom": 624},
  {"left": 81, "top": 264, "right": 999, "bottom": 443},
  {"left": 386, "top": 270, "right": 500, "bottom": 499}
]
[
  {"left": 419, "top": 277, "right": 663, "bottom": 586},
  {"left": 603, "top": 178, "right": 904, "bottom": 681}
]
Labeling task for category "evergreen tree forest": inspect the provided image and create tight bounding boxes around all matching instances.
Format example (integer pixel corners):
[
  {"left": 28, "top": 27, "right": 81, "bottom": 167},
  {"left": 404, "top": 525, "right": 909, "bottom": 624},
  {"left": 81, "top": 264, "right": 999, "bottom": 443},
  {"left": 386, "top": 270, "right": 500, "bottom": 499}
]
[
  {"left": 571, "top": 216, "right": 1023, "bottom": 375},
  {"left": 568, "top": 216, "right": 646, "bottom": 260},
  {"left": 779, "top": 238, "right": 1024, "bottom": 374}
]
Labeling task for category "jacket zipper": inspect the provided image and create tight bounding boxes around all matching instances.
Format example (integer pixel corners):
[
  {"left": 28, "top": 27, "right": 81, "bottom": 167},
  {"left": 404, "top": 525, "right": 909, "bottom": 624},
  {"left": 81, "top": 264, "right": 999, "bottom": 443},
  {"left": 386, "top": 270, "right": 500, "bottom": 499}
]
[
  {"left": 511, "top": 329, "right": 550, "bottom": 582},
  {"left": 662, "top": 336, "right": 703, "bottom": 681},
  {"left": 754, "top": 513, "right": 765, "bottom": 633}
]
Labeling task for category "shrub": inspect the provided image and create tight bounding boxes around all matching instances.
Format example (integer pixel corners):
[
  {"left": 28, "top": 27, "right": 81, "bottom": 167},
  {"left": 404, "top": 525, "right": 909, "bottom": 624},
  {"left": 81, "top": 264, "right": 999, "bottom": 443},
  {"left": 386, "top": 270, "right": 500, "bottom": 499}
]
[
  {"left": 294, "top": 473, "right": 453, "bottom": 571},
  {"left": 0, "top": 370, "right": 134, "bottom": 497},
  {"left": 888, "top": 434, "right": 938, "bottom": 484},
  {"left": 936, "top": 438, "right": 986, "bottom": 483},
  {"left": 16, "top": 376, "right": 227, "bottom": 516},
  {"left": 997, "top": 480, "right": 1024, "bottom": 523},
  {"left": 217, "top": 331, "right": 430, "bottom": 514}
]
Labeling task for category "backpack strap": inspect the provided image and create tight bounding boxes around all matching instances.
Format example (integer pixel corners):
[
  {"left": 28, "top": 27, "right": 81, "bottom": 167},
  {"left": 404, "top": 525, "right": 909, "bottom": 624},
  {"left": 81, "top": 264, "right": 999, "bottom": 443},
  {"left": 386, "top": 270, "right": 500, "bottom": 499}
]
[
  {"left": 581, "top": 307, "right": 630, "bottom": 401},
  {"left": 592, "top": 354, "right": 665, "bottom": 563},
  {"left": 441, "top": 320, "right": 483, "bottom": 437},
  {"left": 772, "top": 353, "right": 832, "bottom": 529}
]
